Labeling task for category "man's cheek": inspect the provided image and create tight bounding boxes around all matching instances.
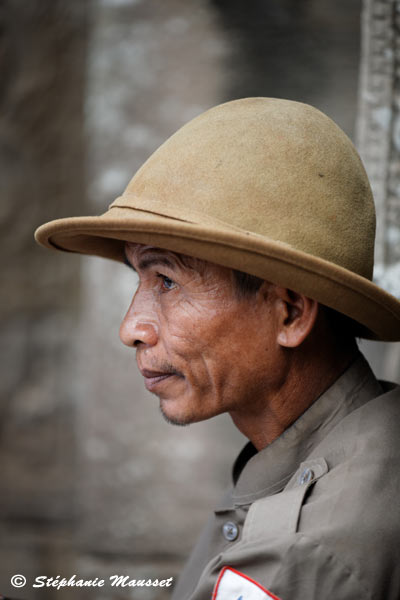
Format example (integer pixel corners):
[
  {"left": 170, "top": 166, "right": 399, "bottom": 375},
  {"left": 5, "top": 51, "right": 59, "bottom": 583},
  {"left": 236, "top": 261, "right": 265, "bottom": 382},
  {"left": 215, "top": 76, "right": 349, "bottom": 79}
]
[{"left": 178, "top": 285, "right": 233, "bottom": 318}]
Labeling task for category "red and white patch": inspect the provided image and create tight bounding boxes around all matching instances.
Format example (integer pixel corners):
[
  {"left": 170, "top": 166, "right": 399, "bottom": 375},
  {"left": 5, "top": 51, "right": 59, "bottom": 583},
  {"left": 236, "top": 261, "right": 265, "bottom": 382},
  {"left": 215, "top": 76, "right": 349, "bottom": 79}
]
[{"left": 212, "top": 567, "right": 281, "bottom": 600}]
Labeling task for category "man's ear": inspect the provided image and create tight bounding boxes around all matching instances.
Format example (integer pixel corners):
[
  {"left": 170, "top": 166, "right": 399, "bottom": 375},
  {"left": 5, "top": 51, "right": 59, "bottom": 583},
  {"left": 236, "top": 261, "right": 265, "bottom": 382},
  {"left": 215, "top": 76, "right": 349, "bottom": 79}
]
[{"left": 272, "top": 286, "right": 319, "bottom": 348}]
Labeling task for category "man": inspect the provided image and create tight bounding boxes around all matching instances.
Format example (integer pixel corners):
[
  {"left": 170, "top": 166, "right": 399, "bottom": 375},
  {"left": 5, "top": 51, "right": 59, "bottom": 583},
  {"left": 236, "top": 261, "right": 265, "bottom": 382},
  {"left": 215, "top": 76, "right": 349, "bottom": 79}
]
[{"left": 35, "top": 98, "right": 400, "bottom": 599}]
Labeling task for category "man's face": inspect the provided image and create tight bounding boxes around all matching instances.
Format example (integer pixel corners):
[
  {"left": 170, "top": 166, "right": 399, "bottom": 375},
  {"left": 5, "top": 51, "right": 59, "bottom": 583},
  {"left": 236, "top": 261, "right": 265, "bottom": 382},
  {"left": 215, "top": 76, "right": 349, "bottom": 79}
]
[{"left": 120, "top": 243, "right": 283, "bottom": 426}]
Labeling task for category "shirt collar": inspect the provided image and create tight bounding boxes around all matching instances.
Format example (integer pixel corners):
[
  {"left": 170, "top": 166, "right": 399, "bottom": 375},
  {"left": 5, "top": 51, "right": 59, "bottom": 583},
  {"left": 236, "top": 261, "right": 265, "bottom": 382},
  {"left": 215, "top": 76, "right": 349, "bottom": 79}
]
[{"left": 231, "top": 352, "right": 383, "bottom": 506}]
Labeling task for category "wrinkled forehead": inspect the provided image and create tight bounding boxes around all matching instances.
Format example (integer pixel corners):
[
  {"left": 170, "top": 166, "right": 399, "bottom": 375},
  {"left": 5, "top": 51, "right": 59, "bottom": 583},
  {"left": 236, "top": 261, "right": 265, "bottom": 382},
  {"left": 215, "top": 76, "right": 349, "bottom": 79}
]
[{"left": 124, "top": 242, "right": 209, "bottom": 274}]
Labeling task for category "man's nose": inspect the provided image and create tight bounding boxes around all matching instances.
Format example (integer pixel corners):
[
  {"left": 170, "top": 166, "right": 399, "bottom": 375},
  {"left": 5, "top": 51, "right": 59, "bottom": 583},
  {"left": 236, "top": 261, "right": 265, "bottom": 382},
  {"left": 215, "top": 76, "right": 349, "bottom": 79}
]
[{"left": 119, "top": 295, "right": 159, "bottom": 348}]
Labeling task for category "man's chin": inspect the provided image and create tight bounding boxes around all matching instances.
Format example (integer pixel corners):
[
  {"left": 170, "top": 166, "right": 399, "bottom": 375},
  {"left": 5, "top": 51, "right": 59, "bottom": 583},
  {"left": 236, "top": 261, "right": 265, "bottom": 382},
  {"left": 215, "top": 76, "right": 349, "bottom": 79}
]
[
  {"left": 158, "top": 395, "right": 206, "bottom": 427},
  {"left": 159, "top": 405, "right": 192, "bottom": 427}
]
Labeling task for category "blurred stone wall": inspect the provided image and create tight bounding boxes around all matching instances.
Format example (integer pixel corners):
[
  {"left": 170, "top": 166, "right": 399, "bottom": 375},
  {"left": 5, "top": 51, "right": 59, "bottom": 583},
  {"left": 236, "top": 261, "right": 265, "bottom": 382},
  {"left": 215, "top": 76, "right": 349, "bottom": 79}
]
[
  {"left": 0, "top": 0, "right": 89, "bottom": 598},
  {"left": 3, "top": 1, "right": 398, "bottom": 599},
  {"left": 211, "top": 0, "right": 362, "bottom": 135}
]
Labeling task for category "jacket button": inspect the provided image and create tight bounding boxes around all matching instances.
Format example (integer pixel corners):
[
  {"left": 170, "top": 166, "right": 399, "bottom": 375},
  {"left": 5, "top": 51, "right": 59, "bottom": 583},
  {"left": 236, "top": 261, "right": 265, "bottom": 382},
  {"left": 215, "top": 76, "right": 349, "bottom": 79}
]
[
  {"left": 299, "top": 467, "right": 315, "bottom": 485},
  {"left": 222, "top": 520, "right": 239, "bottom": 541}
]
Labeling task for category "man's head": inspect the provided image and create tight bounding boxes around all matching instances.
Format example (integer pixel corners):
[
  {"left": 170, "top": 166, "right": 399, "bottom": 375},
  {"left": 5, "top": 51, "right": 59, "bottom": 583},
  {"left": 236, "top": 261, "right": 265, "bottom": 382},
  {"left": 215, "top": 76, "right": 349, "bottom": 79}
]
[
  {"left": 35, "top": 98, "right": 400, "bottom": 342},
  {"left": 120, "top": 242, "right": 358, "bottom": 447}
]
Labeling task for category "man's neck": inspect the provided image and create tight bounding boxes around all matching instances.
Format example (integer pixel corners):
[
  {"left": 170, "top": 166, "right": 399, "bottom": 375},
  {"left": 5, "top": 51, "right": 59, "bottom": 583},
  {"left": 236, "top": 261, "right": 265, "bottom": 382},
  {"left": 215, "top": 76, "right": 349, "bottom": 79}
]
[{"left": 230, "top": 341, "right": 359, "bottom": 451}]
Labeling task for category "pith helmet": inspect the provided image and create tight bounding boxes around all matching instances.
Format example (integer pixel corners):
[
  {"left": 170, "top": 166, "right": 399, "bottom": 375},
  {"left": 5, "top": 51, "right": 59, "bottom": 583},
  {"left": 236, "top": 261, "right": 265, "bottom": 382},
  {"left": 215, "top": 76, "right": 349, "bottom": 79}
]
[{"left": 35, "top": 97, "right": 400, "bottom": 341}]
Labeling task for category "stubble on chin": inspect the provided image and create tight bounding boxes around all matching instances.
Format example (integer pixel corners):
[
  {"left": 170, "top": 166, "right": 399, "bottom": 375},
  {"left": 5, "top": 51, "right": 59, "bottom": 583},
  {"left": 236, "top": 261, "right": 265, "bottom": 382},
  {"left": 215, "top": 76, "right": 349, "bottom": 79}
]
[{"left": 158, "top": 404, "right": 191, "bottom": 427}]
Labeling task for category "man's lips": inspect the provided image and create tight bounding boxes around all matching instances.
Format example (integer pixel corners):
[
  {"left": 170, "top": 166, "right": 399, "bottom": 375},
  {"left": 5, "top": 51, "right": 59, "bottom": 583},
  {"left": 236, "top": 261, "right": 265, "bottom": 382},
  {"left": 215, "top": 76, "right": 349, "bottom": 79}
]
[{"left": 139, "top": 368, "right": 181, "bottom": 391}]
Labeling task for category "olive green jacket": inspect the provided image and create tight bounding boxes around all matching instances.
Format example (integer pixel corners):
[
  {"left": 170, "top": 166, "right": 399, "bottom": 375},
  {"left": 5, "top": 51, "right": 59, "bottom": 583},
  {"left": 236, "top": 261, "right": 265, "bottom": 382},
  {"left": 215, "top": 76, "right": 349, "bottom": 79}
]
[{"left": 172, "top": 354, "right": 400, "bottom": 599}]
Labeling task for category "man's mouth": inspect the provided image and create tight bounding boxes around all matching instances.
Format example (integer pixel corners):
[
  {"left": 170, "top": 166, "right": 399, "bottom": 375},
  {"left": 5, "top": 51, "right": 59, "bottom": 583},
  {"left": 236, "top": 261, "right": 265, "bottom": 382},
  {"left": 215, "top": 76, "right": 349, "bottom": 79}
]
[{"left": 140, "top": 368, "right": 180, "bottom": 392}]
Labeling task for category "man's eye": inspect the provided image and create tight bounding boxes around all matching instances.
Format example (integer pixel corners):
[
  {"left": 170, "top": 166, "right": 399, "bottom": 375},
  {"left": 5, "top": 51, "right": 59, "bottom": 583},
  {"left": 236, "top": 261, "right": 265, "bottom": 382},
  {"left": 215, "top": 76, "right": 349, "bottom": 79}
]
[{"left": 157, "top": 274, "right": 176, "bottom": 291}]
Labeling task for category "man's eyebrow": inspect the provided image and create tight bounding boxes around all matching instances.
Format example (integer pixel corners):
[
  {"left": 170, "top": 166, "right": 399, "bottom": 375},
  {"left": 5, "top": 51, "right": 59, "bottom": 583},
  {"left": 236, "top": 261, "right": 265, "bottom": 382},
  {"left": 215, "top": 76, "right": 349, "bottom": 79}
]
[
  {"left": 123, "top": 253, "right": 176, "bottom": 272},
  {"left": 137, "top": 255, "right": 175, "bottom": 271}
]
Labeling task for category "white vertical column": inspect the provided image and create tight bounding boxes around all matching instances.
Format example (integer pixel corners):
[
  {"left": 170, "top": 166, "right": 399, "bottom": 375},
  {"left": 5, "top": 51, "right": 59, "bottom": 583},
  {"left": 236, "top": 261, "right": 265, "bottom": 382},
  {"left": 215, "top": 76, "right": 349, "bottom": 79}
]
[
  {"left": 357, "top": 0, "right": 400, "bottom": 380},
  {"left": 357, "top": 0, "right": 400, "bottom": 298}
]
